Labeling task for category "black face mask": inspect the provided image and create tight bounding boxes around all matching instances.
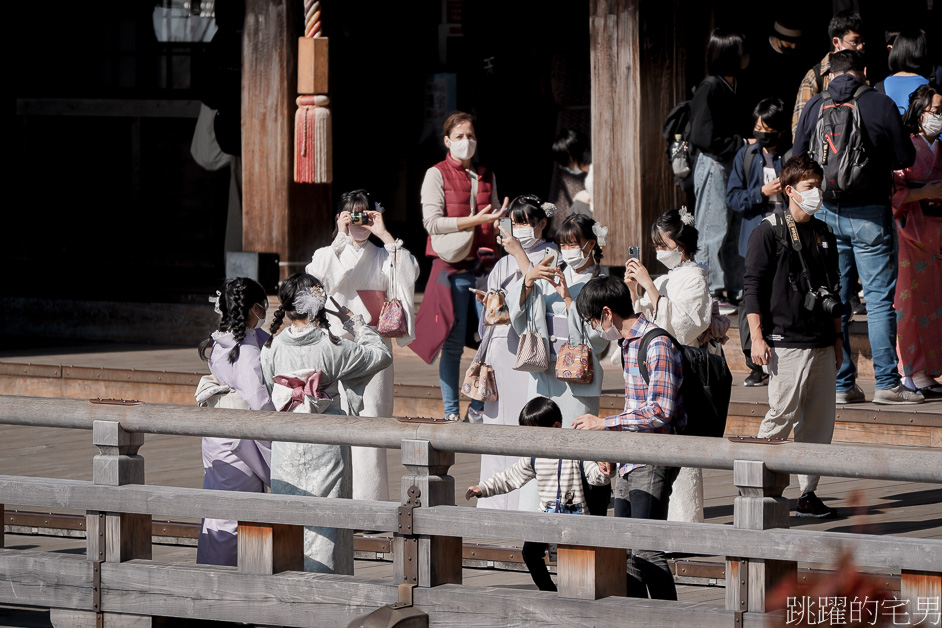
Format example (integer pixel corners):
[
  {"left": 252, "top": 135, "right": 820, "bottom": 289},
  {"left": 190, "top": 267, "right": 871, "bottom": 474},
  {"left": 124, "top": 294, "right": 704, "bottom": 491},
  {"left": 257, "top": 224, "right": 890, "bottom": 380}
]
[{"left": 753, "top": 130, "right": 781, "bottom": 148}]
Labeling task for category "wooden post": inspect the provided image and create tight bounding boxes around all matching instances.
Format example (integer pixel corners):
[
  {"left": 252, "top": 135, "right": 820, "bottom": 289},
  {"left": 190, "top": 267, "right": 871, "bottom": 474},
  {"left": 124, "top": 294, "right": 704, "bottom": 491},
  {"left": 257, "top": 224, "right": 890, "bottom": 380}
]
[
  {"left": 394, "top": 439, "right": 461, "bottom": 588},
  {"left": 53, "top": 421, "right": 153, "bottom": 628},
  {"left": 726, "top": 460, "right": 795, "bottom": 614},
  {"left": 237, "top": 521, "right": 304, "bottom": 574},
  {"left": 590, "top": 0, "right": 685, "bottom": 268},
  {"left": 557, "top": 544, "right": 627, "bottom": 600},
  {"left": 242, "top": 0, "right": 332, "bottom": 280},
  {"left": 0, "top": 503, "right": 4, "bottom": 549},
  {"left": 901, "top": 570, "right": 942, "bottom": 627}
]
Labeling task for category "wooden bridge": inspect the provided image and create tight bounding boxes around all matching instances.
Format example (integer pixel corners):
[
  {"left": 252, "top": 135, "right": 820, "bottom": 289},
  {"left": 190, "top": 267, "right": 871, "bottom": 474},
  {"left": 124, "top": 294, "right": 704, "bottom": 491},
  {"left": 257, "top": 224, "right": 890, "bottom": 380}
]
[{"left": 1, "top": 395, "right": 940, "bottom": 627}]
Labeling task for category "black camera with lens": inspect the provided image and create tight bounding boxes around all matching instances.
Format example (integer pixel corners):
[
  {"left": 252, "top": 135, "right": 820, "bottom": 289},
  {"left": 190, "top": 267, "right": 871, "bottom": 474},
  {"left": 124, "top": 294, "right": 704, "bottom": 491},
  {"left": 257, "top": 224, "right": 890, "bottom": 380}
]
[
  {"left": 803, "top": 287, "right": 843, "bottom": 317},
  {"left": 349, "top": 212, "right": 372, "bottom": 226}
]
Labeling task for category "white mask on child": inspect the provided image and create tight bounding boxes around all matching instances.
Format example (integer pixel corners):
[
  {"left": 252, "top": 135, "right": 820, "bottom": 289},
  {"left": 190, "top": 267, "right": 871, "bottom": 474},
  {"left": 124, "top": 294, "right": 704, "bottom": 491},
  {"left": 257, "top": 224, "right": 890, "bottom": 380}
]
[
  {"left": 561, "top": 242, "right": 592, "bottom": 269},
  {"left": 599, "top": 312, "right": 622, "bottom": 341},
  {"left": 792, "top": 187, "right": 823, "bottom": 215},
  {"left": 253, "top": 304, "right": 267, "bottom": 329},
  {"left": 514, "top": 227, "right": 537, "bottom": 250},
  {"left": 656, "top": 248, "right": 684, "bottom": 269},
  {"left": 448, "top": 138, "right": 477, "bottom": 161}
]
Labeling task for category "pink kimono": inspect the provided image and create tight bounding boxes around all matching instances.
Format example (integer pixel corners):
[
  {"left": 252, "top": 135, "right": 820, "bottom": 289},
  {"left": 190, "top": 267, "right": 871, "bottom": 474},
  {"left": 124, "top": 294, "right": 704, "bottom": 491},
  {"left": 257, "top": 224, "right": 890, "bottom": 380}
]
[{"left": 892, "top": 134, "right": 942, "bottom": 380}]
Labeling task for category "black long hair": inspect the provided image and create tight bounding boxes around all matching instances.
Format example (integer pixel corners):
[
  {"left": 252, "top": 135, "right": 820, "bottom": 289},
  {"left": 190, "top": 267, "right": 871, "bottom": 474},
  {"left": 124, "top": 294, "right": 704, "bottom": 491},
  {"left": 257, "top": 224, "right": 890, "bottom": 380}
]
[
  {"left": 198, "top": 277, "right": 267, "bottom": 364},
  {"left": 556, "top": 213, "right": 603, "bottom": 277},
  {"left": 651, "top": 208, "right": 700, "bottom": 259},
  {"left": 265, "top": 273, "right": 339, "bottom": 347},
  {"left": 508, "top": 194, "right": 550, "bottom": 227},
  {"left": 902, "top": 84, "right": 940, "bottom": 136}
]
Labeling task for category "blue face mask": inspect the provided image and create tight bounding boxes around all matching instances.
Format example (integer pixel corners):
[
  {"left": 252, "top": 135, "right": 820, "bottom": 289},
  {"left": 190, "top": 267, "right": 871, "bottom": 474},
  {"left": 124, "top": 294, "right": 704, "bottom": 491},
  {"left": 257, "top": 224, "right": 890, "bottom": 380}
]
[{"left": 563, "top": 166, "right": 584, "bottom": 176}]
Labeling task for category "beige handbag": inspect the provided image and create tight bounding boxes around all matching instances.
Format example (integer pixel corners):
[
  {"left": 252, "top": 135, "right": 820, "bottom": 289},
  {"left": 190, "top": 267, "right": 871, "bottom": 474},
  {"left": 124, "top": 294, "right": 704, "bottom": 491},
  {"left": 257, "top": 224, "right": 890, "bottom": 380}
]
[
  {"left": 461, "top": 326, "right": 498, "bottom": 401},
  {"left": 513, "top": 294, "right": 549, "bottom": 372}
]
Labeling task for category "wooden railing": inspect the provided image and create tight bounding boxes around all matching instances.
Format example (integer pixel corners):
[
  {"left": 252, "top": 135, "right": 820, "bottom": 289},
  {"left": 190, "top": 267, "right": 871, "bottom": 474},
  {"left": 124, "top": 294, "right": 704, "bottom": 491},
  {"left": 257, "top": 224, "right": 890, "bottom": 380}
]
[{"left": 0, "top": 395, "right": 940, "bottom": 627}]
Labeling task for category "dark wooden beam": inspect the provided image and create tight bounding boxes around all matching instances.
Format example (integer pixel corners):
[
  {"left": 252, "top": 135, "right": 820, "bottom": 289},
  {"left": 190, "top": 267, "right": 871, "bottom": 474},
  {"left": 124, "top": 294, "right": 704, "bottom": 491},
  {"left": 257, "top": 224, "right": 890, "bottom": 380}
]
[
  {"left": 242, "top": 0, "right": 332, "bottom": 278},
  {"left": 590, "top": 0, "right": 685, "bottom": 268}
]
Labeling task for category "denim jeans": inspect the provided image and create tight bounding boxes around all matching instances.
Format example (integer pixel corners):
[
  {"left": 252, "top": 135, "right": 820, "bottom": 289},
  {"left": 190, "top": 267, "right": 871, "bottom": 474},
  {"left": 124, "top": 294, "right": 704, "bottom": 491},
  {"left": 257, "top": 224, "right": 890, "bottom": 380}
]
[
  {"left": 439, "top": 271, "right": 484, "bottom": 416},
  {"left": 694, "top": 152, "right": 741, "bottom": 295},
  {"left": 820, "top": 203, "right": 900, "bottom": 391},
  {"left": 614, "top": 464, "right": 680, "bottom": 600}
]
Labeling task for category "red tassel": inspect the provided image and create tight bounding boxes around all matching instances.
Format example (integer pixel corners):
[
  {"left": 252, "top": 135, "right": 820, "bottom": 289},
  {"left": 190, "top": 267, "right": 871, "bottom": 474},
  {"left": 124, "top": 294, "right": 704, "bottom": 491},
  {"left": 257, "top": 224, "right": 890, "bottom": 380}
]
[{"left": 294, "top": 95, "right": 332, "bottom": 183}]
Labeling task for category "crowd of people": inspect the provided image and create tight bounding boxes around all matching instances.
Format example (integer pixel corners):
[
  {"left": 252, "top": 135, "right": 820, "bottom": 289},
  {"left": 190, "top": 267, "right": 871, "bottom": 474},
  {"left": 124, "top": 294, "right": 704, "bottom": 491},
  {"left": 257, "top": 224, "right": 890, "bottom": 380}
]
[{"left": 189, "top": 10, "right": 940, "bottom": 600}]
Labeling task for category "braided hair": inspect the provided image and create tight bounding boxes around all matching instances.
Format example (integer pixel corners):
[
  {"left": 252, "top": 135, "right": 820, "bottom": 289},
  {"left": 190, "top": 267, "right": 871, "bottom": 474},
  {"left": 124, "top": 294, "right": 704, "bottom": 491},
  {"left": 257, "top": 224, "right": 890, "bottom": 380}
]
[
  {"left": 265, "top": 273, "right": 339, "bottom": 347},
  {"left": 556, "top": 213, "right": 604, "bottom": 278},
  {"left": 198, "top": 277, "right": 268, "bottom": 364}
]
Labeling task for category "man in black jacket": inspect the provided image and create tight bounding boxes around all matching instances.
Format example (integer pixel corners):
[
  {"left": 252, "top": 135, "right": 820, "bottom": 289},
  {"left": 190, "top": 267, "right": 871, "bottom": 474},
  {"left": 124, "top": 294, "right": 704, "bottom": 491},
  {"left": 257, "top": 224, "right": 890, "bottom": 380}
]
[
  {"left": 744, "top": 155, "right": 842, "bottom": 518},
  {"left": 793, "top": 50, "right": 921, "bottom": 406}
]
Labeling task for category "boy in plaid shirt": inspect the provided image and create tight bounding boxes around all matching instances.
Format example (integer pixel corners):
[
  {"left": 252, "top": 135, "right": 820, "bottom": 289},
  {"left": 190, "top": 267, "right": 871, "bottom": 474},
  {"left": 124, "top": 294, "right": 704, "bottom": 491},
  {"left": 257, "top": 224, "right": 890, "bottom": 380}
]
[{"left": 572, "top": 276, "right": 684, "bottom": 601}]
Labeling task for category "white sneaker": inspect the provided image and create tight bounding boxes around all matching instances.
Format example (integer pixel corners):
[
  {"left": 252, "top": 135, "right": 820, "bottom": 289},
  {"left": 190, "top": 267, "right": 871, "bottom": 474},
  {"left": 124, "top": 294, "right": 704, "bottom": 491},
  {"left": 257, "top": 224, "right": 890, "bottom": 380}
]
[
  {"left": 873, "top": 384, "right": 925, "bottom": 405},
  {"left": 445, "top": 413, "right": 460, "bottom": 422}
]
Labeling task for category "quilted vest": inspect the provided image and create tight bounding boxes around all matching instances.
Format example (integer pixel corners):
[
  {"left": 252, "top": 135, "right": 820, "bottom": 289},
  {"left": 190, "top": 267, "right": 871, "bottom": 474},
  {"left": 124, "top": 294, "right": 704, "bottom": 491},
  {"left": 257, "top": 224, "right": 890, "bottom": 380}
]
[{"left": 424, "top": 156, "right": 497, "bottom": 259}]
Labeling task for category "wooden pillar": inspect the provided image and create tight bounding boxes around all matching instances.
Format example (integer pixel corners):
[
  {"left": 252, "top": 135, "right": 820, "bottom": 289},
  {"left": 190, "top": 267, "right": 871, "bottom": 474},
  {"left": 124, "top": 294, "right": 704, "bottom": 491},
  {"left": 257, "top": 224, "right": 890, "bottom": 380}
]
[
  {"left": 590, "top": 0, "right": 685, "bottom": 268},
  {"left": 0, "top": 503, "right": 4, "bottom": 549},
  {"left": 53, "top": 421, "right": 152, "bottom": 628},
  {"left": 726, "top": 460, "right": 795, "bottom": 615},
  {"left": 237, "top": 522, "right": 304, "bottom": 574},
  {"left": 242, "top": 0, "right": 332, "bottom": 280},
  {"left": 901, "top": 570, "right": 942, "bottom": 627},
  {"left": 557, "top": 544, "right": 627, "bottom": 600},
  {"left": 394, "top": 439, "right": 461, "bottom": 588}
]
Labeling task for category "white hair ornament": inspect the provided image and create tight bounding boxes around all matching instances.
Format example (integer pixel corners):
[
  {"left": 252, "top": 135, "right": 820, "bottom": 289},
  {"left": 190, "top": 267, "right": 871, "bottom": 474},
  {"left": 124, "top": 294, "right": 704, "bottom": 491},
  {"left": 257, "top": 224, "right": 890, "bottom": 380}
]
[
  {"left": 541, "top": 202, "right": 557, "bottom": 217},
  {"left": 679, "top": 206, "right": 695, "bottom": 226},
  {"left": 293, "top": 285, "right": 327, "bottom": 319},
  {"left": 208, "top": 290, "right": 222, "bottom": 315},
  {"left": 591, "top": 222, "right": 609, "bottom": 247}
]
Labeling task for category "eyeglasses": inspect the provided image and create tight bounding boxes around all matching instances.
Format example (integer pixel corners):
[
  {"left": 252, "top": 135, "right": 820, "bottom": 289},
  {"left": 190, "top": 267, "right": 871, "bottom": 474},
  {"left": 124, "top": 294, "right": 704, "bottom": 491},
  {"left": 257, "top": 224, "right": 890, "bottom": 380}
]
[{"left": 840, "top": 38, "right": 865, "bottom": 50}]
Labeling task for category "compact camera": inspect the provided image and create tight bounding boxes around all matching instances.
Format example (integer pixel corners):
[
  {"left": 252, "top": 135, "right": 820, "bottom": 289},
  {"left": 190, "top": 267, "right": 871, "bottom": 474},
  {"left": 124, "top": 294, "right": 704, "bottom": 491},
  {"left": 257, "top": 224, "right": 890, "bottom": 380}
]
[
  {"left": 804, "top": 287, "right": 843, "bottom": 317},
  {"left": 349, "top": 212, "right": 372, "bottom": 226}
]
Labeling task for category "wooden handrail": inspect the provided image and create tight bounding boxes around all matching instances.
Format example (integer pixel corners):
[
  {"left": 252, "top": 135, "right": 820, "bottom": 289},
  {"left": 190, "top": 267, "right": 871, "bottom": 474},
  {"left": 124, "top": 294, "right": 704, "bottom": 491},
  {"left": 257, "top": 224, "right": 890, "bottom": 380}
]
[
  {"left": 2, "top": 475, "right": 940, "bottom": 572},
  {"left": 1, "top": 395, "right": 940, "bottom": 483}
]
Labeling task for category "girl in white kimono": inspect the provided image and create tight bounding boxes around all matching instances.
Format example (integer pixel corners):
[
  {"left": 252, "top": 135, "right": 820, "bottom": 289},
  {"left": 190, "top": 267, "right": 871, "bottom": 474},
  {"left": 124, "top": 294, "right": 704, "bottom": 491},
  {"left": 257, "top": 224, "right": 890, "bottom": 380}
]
[
  {"left": 261, "top": 273, "right": 393, "bottom": 574},
  {"left": 625, "top": 207, "right": 729, "bottom": 523},
  {"left": 305, "top": 189, "right": 419, "bottom": 502},
  {"left": 194, "top": 277, "right": 274, "bottom": 566},
  {"left": 475, "top": 195, "right": 558, "bottom": 511},
  {"left": 505, "top": 212, "right": 610, "bottom": 513}
]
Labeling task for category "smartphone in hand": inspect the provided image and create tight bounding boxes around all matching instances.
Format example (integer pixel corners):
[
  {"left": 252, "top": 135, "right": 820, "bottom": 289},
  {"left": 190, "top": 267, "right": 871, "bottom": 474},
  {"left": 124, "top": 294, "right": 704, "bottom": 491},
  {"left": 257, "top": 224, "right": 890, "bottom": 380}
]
[
  {"left": 498, "top": 217, "right": 513, "bottom": 242},
  {"left": 543, "top": 247, "right": 559, "bottom": 267},
  {"left": 628, "top": 246, "right": 640, "bottom": 261}
]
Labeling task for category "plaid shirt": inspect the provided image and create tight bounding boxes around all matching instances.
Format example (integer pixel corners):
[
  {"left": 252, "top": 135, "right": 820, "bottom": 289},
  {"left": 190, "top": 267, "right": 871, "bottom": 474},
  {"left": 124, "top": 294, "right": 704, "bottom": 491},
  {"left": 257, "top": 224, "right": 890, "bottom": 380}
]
[
  {"left": 605, "top": 315, "right": 686, "bottom": 476},
  {"left": 792, "top": 52, "right": 833, "bottom": 135}
]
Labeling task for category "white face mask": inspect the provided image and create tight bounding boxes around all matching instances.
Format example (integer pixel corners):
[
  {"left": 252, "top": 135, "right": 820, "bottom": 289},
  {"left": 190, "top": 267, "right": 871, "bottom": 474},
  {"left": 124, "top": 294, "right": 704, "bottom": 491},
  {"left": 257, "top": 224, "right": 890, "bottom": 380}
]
[
  {"left": 922, "top": 112, "right": 942, "bottom": 136},
  {"left": 561, "top": 242, "right": 592, "bottom": 269},
  {"left": 792, "top": 187, "right": 823, "bottom": 215},
  {"left": 598, "top": 311, "right": 622, "bottom": 341},
  {"left": 448, "top": 138, "right": 477, "bottom": 161},
  {"left": 514, "top": 227, "right": 537, "bottom": 250},
  {"left": 253, "top": 304, "right": 267, "bottom": 329},
  {"left": 656, "top": 247, "right": 684, "bottom": 269}
]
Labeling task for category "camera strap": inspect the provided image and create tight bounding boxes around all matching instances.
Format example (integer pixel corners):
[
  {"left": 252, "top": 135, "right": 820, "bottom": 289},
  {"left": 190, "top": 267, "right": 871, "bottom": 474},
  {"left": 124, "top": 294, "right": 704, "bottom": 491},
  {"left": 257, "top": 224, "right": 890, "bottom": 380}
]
[{"left": 782, "top": 211, "right": 815, "bottom": 294}]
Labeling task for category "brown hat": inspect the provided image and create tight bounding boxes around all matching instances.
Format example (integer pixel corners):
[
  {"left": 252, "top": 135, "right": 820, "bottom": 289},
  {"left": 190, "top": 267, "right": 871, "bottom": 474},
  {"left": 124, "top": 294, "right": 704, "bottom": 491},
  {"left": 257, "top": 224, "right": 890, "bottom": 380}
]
[{"left": 772, "top": 20, "right": 803, "bottom": 44}]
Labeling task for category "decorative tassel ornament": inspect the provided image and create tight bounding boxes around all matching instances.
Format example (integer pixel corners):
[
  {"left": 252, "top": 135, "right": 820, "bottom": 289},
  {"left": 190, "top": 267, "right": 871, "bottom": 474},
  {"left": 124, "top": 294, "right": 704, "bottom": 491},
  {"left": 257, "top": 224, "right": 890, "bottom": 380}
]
[
  {"left": 294, "top": 0, "right": 331, "bottom": 183},
  {"left": 294, "top": 95, "right": 332, "bottom": 184}
]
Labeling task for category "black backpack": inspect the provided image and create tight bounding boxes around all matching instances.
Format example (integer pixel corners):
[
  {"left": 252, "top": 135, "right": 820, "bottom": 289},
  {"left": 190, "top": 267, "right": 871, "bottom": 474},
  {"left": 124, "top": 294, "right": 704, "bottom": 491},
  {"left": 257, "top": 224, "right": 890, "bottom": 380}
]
[
  {"left": 635, "top": 329, "right": 733, "bottom": 438},
  {"left": 809, "top": 85, "right": 871, "bottom": 201},
  {"left": 663, "top": 100, "right": 695, "bottom": 192}
]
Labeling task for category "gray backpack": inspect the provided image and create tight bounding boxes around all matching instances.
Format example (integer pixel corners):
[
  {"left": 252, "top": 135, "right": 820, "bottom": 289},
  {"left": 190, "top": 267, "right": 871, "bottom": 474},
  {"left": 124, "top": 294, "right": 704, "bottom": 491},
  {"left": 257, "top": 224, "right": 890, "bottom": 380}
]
[{"left": 809, "top": 85, "right": 871, "bottom": 201}]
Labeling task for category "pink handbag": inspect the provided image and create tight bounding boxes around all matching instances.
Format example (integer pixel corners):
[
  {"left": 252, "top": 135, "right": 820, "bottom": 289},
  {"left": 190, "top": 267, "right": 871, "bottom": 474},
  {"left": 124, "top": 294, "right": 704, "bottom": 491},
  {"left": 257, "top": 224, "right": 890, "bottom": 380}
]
[{"left": 376, "top": 248, "right": 409, "bottom": 338}]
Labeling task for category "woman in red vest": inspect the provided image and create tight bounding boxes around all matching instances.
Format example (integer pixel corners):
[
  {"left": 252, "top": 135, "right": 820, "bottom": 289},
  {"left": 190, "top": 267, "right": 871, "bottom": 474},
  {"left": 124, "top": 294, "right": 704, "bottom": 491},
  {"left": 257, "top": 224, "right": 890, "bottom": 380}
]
[{"left": 411, "top": 111, "right": 506, "bottom": 421}]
